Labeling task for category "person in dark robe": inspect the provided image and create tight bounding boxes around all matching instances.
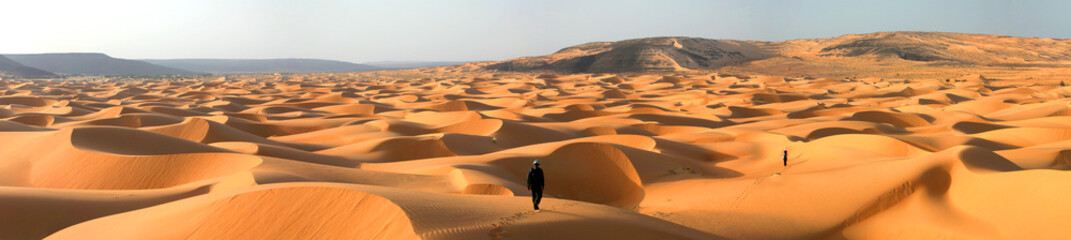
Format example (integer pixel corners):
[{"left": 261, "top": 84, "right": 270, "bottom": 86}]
[{"left": 527, "top": 159, "right": 545, "bottom": 210}]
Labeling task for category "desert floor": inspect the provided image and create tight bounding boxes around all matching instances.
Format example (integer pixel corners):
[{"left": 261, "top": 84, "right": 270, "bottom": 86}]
[{"left": 3, "top": 71, "right": 1071, "bottom": 239}]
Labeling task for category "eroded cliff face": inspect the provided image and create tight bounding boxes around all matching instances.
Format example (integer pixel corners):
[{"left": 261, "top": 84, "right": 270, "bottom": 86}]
[
  {"left": 811, "top": 32, "right": 1071, "bottom": 65},
  {"left": 485, "top": 32, "right": 1071, "bottom": 73},
  {"left": 485, "top": 37, "right": 776, "bottom": 73}
]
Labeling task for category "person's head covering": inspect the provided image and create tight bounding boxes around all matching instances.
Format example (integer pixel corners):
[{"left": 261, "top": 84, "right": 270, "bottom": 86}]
[{"left": 533, "top": 159, "right": 540, "bottom": 165}]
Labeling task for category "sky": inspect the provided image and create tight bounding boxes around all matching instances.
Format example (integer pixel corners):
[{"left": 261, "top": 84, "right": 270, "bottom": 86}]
[{"left": 2, "top": 0, "right": 1069, "bottom": 63}]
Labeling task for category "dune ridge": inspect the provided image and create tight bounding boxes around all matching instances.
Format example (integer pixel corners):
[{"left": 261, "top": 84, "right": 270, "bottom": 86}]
[{"left": 0, "top": 70, "right": 1068, "bottom": 239}]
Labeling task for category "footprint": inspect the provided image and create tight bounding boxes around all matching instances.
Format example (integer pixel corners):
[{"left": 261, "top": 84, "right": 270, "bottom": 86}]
[
  {"left": 728, "top": 177, "right": 766, "bottom": 213},
  {"left": 488, "top": 211, "right": 537, "bottom": 239}
]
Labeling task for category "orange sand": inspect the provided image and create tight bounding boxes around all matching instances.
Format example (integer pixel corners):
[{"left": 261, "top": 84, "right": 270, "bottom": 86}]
[{"left": 0, "top": 71, "right": 1069, "bottom": 239}]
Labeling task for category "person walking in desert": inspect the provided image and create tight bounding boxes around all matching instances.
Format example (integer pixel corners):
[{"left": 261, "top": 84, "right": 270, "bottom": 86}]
[
  {"left": 527, "top": 159, "right": 545, "bottom": 210},
  {"left": 782, "top": 148, "right": 788, "bottom": 167}
]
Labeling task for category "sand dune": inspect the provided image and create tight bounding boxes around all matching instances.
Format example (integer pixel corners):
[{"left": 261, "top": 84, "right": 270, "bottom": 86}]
[
  {"left": 493, "top": 142, "right": 645, "bottom": 208},
  {"left": 47, "top": 184, "right": 420, "bottom": 240},
  {"left": 19, "top": 128, "right": 260, "bottom": 190},
  {"left": 1, "top": 70, "right": 1070, "bottom": 239}
]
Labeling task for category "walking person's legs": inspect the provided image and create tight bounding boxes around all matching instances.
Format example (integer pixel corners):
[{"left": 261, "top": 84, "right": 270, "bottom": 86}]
[{"left": 532, "top": 187, "right": 542, "bottom": 210}]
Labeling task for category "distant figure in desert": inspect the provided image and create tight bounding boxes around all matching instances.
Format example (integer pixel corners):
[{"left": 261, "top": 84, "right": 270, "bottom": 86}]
[
  {"left": 527, "top": 159, "right": 545, "bottom": 210},
  {"left": 782, "top": 148, "right": 788, "bottom": 166}
]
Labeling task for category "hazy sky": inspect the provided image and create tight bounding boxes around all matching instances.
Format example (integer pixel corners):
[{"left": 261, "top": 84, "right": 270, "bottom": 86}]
[{"left": 3, "top": 0, "right": 1069, "bottom": 62}]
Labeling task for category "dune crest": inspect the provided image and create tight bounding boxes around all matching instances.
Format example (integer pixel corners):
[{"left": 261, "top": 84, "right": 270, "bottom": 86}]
[
  {"left": 0, "top": 69, "right": 1068, "bottom": 239},
  {"left": 47, "top": 185, "right": 420, "bottom": 240}
]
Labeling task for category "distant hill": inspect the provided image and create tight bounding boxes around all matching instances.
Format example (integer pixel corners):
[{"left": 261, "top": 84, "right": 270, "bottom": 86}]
[
  {"left": 5, "top": 53, "right": 196, "bottom": 75},
  {"left": 485, "top": 37, "right": 775, "bottom": 73},
  {"left": 143, "top": 59, "right": 381, "bottom": 74},
  {"left": 787, "top": 32, "right": 1071, "bottom": 65},
  {"left": 485, "top": 32, "right": 1071, "bottom": 74},
  {"left": 0, "top": 55, "right": 56, "bottom": 78},
  {"left": 361, "top": 61, "right": 469, "bottom": 70}
]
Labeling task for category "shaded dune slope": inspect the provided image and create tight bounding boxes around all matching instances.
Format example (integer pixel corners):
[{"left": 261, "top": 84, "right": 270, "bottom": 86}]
[{"left": 0, "top": 71, "right": 1066, "bottom": 239}]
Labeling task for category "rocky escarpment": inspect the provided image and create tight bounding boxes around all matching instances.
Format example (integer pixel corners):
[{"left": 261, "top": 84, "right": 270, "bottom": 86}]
[
  {"left": 0, "top": 55, "right": 56, "bottom": 78},
  {"left": 485, "top": 37, "right": 776, "bottom": 73},
  {"left": 486, "top": 32, "right": 1071, "bottom": 73}
]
